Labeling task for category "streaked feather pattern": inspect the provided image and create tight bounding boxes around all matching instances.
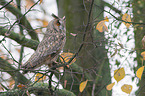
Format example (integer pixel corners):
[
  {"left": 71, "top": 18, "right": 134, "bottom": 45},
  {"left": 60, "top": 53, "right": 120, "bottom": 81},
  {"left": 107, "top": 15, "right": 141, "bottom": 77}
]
[{"left": 22, "top": 14, "right": 66, "bottom": 73}]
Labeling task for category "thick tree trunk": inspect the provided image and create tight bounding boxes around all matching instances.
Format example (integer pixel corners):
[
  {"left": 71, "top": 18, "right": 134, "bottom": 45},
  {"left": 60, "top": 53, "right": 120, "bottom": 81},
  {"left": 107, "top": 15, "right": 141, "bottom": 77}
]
[
  {"left": 92, "top": 0, "right": 111, "bottom": 95},
  {"left": 57, "top": 0, "right": 111, "bottom": 95},
  {"left": 133, "top": 0, "right": 145, "bottom": 95}
]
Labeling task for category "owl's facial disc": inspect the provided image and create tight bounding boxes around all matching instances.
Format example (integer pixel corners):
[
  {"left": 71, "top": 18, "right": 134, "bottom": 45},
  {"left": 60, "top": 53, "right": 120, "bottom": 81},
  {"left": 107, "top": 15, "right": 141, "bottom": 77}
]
[{"left": 54, "top": 19, "right": 66, "bottom": 33}]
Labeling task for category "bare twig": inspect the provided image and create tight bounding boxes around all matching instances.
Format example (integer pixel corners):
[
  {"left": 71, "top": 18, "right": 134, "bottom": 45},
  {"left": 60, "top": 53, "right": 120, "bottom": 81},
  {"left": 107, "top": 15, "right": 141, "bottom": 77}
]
[
  {"left": 0, "top": 0, "right": 13, "bottom": 10},
  {"left": 0, "top": 57, "right": 30, "bottom": 84},
  {"left": 2, "top": 43, "right": 19, "bottom": 64},
  {"left": 0, "top": 0, "right": 39, "bottom": 41},
  {"left": 103, "top": 1, "right": 122, "bottom": 14},
  {"left": 59, "top": 0, "right": 95, "bottom": 69},
  {"left": 0, "top": 27, "right": 39, "bottom": 50},
  {"left": 6, "top": 0, "right": 40, "bottom": 37}
]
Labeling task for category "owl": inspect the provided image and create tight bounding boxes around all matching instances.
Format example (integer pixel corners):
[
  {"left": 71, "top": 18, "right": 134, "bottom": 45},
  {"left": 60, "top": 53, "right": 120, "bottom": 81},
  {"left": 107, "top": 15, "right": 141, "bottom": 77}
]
[{"left": 22, "top": 14, "right": 66, "bottom": 74}]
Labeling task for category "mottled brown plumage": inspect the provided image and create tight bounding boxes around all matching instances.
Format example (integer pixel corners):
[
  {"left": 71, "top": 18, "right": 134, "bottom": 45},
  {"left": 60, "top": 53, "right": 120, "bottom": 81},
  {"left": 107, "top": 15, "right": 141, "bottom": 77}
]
[{"left": 22, "top": 14, "right": 66, "bottom": 73}]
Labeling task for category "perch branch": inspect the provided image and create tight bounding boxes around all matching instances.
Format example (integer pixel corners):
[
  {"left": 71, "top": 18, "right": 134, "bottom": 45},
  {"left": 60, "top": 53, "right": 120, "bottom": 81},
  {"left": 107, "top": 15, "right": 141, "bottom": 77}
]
[{"left": 0, "top": 57, "right": 30, "bottom": 85}]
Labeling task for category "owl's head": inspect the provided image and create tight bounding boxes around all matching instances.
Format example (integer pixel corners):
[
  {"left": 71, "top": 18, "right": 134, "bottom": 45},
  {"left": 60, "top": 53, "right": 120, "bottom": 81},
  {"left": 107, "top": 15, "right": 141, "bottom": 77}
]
[{"left": 52, "top": 14, "right": 66, "bottom": 33}]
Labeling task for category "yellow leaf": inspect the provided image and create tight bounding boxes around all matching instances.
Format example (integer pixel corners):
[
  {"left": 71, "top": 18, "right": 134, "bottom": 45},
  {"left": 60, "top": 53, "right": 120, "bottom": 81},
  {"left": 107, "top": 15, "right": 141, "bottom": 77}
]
[
  {"left": 35, "top": 73, "right": 46, "bottom": 82},
  {"left": 136, "top": 66, "right": 144, "bottom": 80},
  {"left": 121, "top": 84, "right": 132, "bottom": 94},
  {"left": 141, "top": 52, "right": 145, "bottom": 60},
  {"left": 36, "top": 19, "right": 48, "bottom": 27},
  {"left": 141, "top": 51, "right": 145, "bottom": 56},
  {"left": 25, "top": 0, "right": 35, "bottom": 9},
  {"left": 17, "top": 84, "right": 26, "bottom": 89},
  {"left": 10, "top": 2, "right": 17, "bottom": 8},
  {"left": 122, "top": 13, "right": 132, "bottom": 28},
  {"left": 39, "top": 0, "right": 43, "bottom": 4},
  {"left": 104, "top": 16, "right": 109, "bottom": 22},
  {"left": 9, "top": 79, "right": 15, "bottom": 88},
  {"left": 79, "top": 80, "right": 88, "bottom": 92},
  {"left": 0, "top": 55, "right": 6, "bottom": 59},
  {"left": 60, "top": 52, "right": 76, "bottom": 67},
  {"left": 96, "top": 21, "right": 108, "bottom": 32},
  {"left": 106, "top": 82, "right": 115, "bottom": 91},
  {"left": 114, "top": 68, "right": 125, "bottom": 82},
  {"left": 16, "top": 48, "right": 21, "bottom": 53}
]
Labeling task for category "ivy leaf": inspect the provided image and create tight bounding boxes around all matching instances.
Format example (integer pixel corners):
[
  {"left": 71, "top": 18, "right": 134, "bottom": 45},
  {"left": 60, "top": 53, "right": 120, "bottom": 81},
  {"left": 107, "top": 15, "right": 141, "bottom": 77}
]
[
  {"left": 121, "top": 84, "right": 132, "bottom": 94},
  {"left": 79, "top": 80, "right": 88, "bottom": 92},
  {"left": 106, "top": 82, "right": 115, "bottom": 91},
  {"left": 114, "top": 68, "right": 125, "bottom": 82},
  {"left": 136, "top": 66, "right": 144, "bottom": 80}
]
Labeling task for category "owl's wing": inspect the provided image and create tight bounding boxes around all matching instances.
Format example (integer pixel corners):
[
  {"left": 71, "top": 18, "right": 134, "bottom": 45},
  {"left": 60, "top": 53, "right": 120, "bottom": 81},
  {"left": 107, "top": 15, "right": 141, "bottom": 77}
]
[
  {"left": 22, "top": 34, "right": 66, "bottom": 73},
  {"left": 38, "top": 34, "right": 66, "bottom": 57}
]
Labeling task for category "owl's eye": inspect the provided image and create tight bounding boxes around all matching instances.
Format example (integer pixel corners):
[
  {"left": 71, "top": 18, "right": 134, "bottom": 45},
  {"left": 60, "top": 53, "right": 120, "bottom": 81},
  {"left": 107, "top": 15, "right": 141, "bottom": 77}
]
[{"left": 56, "top": 20, "right": 60, "bottom": 26}]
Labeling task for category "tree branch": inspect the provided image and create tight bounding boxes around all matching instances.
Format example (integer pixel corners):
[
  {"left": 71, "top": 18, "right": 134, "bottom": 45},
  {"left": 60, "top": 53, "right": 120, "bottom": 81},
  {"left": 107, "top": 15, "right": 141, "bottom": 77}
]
[
  {"left": 0, "top": 0, "right": 12, "bottom": 10},
  {"left": 0, "top": 0, "right": 39, "bottom": 41},
  {"left": 103, "top": 1, "right": 122, "bottom": 14},
  {"left": 0, "top": 27, "right": 39, "bottom": 50},
  {"left": 0, "top": 57, "right": 30, "bottom": 85},
  {"left": 0, "top": 83, "right": 76, "bottom": 96}
]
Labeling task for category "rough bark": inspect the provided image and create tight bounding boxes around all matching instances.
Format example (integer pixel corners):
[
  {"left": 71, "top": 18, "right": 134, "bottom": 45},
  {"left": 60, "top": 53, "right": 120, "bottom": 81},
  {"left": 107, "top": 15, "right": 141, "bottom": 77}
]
[
  {"left": 57, "top": 0, "right": 111, "bottom": 95},
  {"left": 133, "top": 0, "right": 145, "bottom": 95}
]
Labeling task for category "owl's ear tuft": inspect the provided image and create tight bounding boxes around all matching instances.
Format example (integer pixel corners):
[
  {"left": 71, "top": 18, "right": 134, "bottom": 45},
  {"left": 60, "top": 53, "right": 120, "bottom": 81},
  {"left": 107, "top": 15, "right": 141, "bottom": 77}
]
[
  {"left": 63, "top": 16, "right": 66, "bottom": 20},
  {"left": 52, "top": 14, "right": 59, "bottom": 19}
]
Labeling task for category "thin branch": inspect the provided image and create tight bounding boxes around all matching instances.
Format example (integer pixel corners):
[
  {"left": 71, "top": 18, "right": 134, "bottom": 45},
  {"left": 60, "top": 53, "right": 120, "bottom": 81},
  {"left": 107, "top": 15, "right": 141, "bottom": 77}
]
[
  {"left": 0, "top": 83, "right": 9, "bottom": 91},
  {"left": 0, "top": 0, "right": 13, "bottom": 10},
  {"left": 103, "top": 1, "right": 122, "bottom": 14},
  {"left": 0, "top": 82, "right": 76, "bottom": 96},
  {"left": 15, "top": 0, "right": 23, "bottom": 89},
  {"left": 30, "top": 74, "right": 45, "bottom": 86},
  {"left": 50, "top": 0, "right": 95, "bottom": 70},
  {"left": 48, "top": 62, "right": 57, "bottom": 95},
  {"left": 2, "top": 43, "right": 19, "bottom": 64},
  {"left": 0, "top": 0, "right": 39, "bottom": 41},
  {"left": 6, "top": 0, "right": 40, "bottom": 36},
  {"left": 52, "top": 0, "right": 95, "bottom": 72},
  {"left": 94, "top": 3, "right": 145, "bottom": 25},
  {"left": 0, "top": 27, "right": 39, "bottom": 50},
  {"left": 0, "top": 57, "right": 30, "bottom": 85}
]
